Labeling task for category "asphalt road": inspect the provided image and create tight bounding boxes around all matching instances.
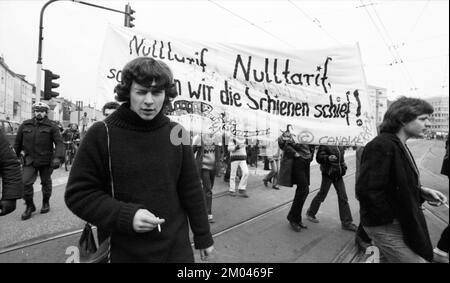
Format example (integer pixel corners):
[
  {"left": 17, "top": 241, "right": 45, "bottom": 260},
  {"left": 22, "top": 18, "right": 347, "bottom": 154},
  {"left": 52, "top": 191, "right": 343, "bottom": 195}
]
[{"left": 0, "top": 139, "right": 447, "bottom": 262}]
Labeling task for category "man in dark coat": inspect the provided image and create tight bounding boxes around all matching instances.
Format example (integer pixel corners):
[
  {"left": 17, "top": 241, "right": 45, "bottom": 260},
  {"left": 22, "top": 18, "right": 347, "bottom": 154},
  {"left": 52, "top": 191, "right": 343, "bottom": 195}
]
[
  {"left": 356, "top": 97, "right": 447, "bottom": 262},
  {"left": 278, "top": 125, "right": 315, "bottom": 232},
  {"left": 0, "top": 130, "right": 23, "bottom": 216},
  {"left": 65, "top": 57, "right": 214, "bottom": 262},
  {"left": 14, "top": 102, "right": 64, "bottom": 220},
  {"left": 306, "top": 145, "right": 357, "bottom": 231}
]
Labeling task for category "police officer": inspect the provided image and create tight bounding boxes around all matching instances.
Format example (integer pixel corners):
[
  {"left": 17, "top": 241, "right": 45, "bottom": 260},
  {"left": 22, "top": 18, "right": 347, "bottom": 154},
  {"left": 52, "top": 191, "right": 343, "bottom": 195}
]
[{"left": 14, "top": 102, "right": 64, "bottom": 220}]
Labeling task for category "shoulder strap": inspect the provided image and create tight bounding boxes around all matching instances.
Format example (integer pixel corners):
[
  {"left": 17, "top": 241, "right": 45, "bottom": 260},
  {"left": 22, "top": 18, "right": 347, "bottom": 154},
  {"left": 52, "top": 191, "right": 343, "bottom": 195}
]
[{"left": 102, "top": 121, "right": 114, "bottom": 198}]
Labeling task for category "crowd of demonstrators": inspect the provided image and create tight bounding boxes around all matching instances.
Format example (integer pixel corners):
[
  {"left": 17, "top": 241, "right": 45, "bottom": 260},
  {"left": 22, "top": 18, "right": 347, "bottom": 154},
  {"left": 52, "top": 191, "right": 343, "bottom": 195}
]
[
  {"left": 356, "top": 97, "right": 447, "bottom": 263},
  {"left": 65, "top": 57, "right": 214, "bottom": 262},
  {"left": 228, "top": 136, "right": 250, "bottom": 198},
  {"left": 14, "top": 102, "right": 64, "bottom": 220},
  {"left": 306, "top": 145, "right": 358, "bottom": 232},
  {"left": 193, "top": 133, "right": 223, "bottom": 223},
  {"left": 278, "top": 124, "right": 315, "bottom": 232},
  {"left": 0, "top": 130, "right": 23, "bottom": 216}
]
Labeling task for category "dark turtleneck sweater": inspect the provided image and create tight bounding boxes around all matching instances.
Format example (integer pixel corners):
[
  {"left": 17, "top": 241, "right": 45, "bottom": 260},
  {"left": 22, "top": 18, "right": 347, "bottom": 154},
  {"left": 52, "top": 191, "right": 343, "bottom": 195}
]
[{"left": 65, "top": 104, "right": 213, "bottom": 262}]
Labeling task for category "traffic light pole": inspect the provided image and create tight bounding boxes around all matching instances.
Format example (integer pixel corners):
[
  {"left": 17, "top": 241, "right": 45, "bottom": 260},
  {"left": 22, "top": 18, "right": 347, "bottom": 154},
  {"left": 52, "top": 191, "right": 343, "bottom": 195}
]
[
  {"left": 36, "top": 0, "right": 60, "bottom": 103},
  {"left": 71, "top": 0, "right": 126, "bottom": 15},
  {"left": 35, "top": 0, "right": 130, "bottom": 102}
]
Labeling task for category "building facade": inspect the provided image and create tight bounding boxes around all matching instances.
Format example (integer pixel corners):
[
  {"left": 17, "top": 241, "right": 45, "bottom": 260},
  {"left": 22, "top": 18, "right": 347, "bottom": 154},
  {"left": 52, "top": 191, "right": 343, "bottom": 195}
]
[
  {"left": 367, "top": 85, "right": 388, "bottom": 126},
  {"left": 69, "top": 104, "right": 102, "bottom": 127},
  {"left": 0, "top": 56, "right": 34, "bottom": 122},
  {"left": 426, "top": 96, "right": 449, "bottom": 137}
]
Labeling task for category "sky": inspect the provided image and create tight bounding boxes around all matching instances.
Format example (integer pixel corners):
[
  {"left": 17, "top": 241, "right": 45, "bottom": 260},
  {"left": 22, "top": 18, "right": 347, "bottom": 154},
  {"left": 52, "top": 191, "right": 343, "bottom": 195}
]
[{"left": 0, "top": 0, "right": 448, "bottom": 108}]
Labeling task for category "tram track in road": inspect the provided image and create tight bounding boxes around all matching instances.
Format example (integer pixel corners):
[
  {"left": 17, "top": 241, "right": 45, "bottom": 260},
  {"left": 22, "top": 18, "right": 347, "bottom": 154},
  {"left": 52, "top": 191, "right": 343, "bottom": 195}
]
[
  {"left": 200, "top": 170, "right": 359, "bottom": 254},
  {"left": 0, "top": 169, "right": 357, "bottom": 261}
]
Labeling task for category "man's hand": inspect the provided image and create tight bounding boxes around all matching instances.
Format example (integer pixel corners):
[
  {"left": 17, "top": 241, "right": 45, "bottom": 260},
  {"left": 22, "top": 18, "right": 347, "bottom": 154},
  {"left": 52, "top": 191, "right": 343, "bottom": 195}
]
[
  {"left": 132, "top": 209, "right": 165, "bottom": 233},
  {"left": 199, "top": 245, "right": 215, "bottom": 261},
  {"left": 0, "top": 199, "right": 17, "bottom": 216},
  {"left": 421, "top": 187, "right": 447, "bottom": 206},
  {"left": 51, "top": 158, "right": 61, "bottom": 169},
  {"left": 328, "top": 155, "right": 338, "bottom": 162}
]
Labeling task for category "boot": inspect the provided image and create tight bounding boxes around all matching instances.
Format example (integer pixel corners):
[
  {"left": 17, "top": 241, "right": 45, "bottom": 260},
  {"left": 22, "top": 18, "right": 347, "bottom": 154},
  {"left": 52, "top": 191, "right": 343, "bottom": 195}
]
[
  {"left": 40, "top": 197, "right": 50, "bottom": 214},
  {"left": 21, "top": 200, "right": 36, "bottom": 220}
]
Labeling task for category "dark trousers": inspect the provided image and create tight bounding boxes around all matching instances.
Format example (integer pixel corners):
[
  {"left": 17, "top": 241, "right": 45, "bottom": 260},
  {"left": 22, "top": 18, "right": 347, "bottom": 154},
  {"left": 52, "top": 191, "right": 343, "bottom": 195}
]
[
  {"left": 287, "top": 158, "right": 310, "bottom": 224},
  {"left": 264, "top": 157, "right": 270, "bottom": 170},
  {"left": 23, "top": 165, "right": 53, "bottom": 202},
  {"left": 437, "top": 226, "right": 449, "bottom": 253},
  {"left": 201, "top": 169, "right": 215, "bottom": 215},
  {"left": 224, "top": 158, "right": 231, "bottom": 182},
  {"left": 307, "top": 174, "right": 353, "bottom": 225},
  {"left": 357, "top": 223, "right": 372, "bottom": 243}
]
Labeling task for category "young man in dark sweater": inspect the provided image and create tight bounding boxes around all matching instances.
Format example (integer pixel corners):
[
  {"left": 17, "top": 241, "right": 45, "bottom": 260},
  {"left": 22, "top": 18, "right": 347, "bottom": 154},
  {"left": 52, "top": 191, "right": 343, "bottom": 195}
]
[{"left": 65, "top": 57, "right": 214, "bottom": 262}]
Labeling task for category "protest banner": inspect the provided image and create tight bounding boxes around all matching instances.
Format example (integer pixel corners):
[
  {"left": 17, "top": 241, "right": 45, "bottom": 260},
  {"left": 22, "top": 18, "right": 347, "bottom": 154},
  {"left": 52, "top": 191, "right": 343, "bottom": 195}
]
[{"left": 97, "top": 24, "right": 376, "bottom": 146}]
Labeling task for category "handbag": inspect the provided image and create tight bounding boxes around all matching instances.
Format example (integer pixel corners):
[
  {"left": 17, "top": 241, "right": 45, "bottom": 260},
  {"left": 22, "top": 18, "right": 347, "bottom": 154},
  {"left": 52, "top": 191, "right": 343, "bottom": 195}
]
[{"left": 78, "top": 121, "right": 114, "bottom": 263}]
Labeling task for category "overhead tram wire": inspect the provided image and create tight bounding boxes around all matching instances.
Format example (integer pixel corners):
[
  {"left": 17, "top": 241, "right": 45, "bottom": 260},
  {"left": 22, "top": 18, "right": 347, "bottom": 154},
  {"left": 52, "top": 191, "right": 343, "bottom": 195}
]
[
  {"left": 208, "top": 0, "right": 296, "bottom": 49},
  {"left": 287, "top": 0, "right": 341, "bottom": 45},
  {"left": 404, "top": 0, "right": 431, "bottom": 45},
  {"left": 359, "top": 0, "right": 416, "bottom": 93},
  {"left": 365, "top": 54, "right": 449, "bottom": 67},
  {"left": 362, "top": 0, "right": 416, "bottom": 90},
  {"left": 369, "top": 1, "right": 419, "bottom": 92}
]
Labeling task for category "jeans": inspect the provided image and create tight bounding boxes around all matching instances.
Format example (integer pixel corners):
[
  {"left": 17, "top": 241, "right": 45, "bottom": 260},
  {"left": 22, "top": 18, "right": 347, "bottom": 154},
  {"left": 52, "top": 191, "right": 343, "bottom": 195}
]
[
  {"left": 287, "top": 158, "right": 310, "bottom": 224},
  {"left": 229, "top": 160, "right": 249, "bottom": 192},
  {"left": 307, "top": 174, "right": 353, "bottom": 225},
  {"left": 23, "top": 165, "right": 53, "bottom": 201},
  {"left": 263, "top": 159, "right": 278, "bottom": 186},
  {"left": 363, "top": 220, "right": 428, "bottom": 263},
  {"left": 201, "top": 169, "right": 215, "bottom": 215}
]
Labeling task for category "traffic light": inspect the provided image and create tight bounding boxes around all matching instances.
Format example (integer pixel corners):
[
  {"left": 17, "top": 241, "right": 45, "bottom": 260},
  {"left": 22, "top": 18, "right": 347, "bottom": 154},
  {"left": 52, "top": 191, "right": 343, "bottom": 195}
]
[
  {"left": 124, "top": 3, "right": 135, "bottom": 28},
  {"left": 43, "top": 69, "right": 60, "bottom": 100}
]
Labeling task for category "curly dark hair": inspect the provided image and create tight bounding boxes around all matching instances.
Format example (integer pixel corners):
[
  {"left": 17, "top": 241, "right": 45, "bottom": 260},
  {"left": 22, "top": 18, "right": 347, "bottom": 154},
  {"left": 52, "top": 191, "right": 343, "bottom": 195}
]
[
  {"left": 379, "top": 96, "right": 433, "bottom": 134},
  {"left": 114, "top": 57, "right": 178, "bottom": 105}
]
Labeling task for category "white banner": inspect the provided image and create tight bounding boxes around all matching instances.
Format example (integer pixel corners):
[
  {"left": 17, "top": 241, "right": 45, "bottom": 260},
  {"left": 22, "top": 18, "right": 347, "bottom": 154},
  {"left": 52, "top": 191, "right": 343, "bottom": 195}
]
[{"left": 97, "top": 24, "right": 377, "bottom": 146}]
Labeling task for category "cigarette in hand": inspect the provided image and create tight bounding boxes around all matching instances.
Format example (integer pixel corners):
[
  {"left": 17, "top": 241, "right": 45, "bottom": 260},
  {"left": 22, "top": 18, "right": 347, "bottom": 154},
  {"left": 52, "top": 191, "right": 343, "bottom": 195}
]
[{"left": 157, "top": 224, "right": 161, "bottom": 232}]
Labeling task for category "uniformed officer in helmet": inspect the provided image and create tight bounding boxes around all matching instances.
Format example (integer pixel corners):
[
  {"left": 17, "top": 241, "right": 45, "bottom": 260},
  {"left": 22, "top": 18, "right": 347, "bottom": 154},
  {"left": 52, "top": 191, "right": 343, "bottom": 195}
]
[{"left": 14, "top": 102, "right": 64, "bottom": 220}]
